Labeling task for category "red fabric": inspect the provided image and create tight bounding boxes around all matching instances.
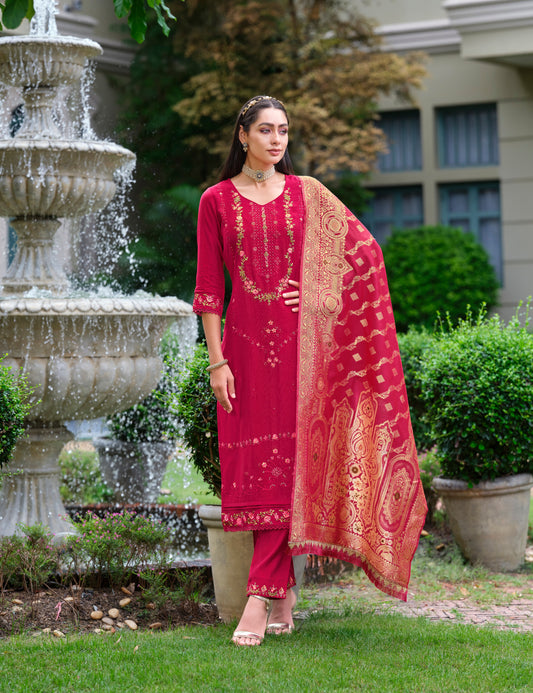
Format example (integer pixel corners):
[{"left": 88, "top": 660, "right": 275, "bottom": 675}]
[
  {"left": 194, "top": 176, "right": 304, "bottom": 530},
  {"left": 194, "top": 174, "right": 426, "bottom": 601},
  {"left": 289, "top": 177, "right": 427, "bottom": 601},
  {"left": 247, "top": 529, "right": 296, "bottom": 599}
]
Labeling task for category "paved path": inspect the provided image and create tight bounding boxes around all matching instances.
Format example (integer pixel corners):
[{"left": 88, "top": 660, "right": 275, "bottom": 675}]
[{"left": 374, "top": 598, "right": 533, "bottom": 632}]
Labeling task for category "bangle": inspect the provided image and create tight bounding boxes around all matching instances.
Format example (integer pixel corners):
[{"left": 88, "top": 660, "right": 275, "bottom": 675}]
[{"left": 206, "top": 359, "right": 228, "bottom": 372}]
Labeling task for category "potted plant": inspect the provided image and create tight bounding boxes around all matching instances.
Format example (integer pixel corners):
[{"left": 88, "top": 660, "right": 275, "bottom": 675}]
[
  {"left": 419, "top": 305, "right": 533, "bottom": 570},
  {"left": 169, "top": 342, "right": 254, "bottom": 623},
  {"left": 94, "top": 327, "right": 184, "bottom": 504}
]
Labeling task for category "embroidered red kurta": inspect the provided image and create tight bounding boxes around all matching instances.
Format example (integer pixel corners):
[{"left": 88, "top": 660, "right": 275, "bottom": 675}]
[
  {"left": 194, "top": 174, "right": 427, "bottom": 601},
  {"left": 193, "top": 175, "right": 304, "bottom": 530}
]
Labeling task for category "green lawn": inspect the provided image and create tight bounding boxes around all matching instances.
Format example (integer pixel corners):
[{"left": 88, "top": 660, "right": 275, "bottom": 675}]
[
  {"left": 159, "top": 451, "right": 219, "bottom": 506},
  {"left": 1, "top": 610, "right": 531, "bottom": 693}
]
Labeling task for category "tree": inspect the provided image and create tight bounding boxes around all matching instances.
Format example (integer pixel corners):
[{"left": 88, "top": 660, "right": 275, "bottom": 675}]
[
  {"left": 0, "top": 0, "right": 178, "bottom": 43},
  {"left": 173, "top": 0, "right": 426, "bottom": 179},
  {"left": 116, "top": 1, "right": 424, "bottom": 299}
]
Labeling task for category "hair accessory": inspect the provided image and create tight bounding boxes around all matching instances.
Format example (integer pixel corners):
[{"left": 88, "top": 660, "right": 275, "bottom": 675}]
[
  {"left": 242, "top": 142, "right": 248, "bottom": 153},
  {"left": 206, "top": 359, "right": 229, "bottom": 372},
  {"left": 240, "top": 96, "right": 284, "bottom": 118},
  {"left": 242, "top": 164, "right": 275, "bottom": 183}
]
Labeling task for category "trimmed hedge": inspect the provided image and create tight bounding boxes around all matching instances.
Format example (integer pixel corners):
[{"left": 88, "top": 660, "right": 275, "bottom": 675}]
[
  {"left": 382, "top": 225, "right": 499, "bottom": 332},
  {"left": 418, "top": 307, "right": 533, "bottom": 482},
  {"left": 397, "top": 327, "right": 435, "bottom": 453}
]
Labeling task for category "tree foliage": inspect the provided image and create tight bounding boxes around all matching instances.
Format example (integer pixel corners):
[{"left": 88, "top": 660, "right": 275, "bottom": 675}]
[
  {"left": 117, "top": 1, "right": 423, "bottom": 298},
  {"left": 0, "top": 0, "right": 178, "bottom": 43},
  {"left": 172, "top": 0, "right": 426, "bottom": 179}
]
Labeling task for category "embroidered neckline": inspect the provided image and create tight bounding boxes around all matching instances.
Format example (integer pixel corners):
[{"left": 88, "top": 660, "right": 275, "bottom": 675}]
[{"left": 233, "top": 188, "right": 295, "bottom": 303}]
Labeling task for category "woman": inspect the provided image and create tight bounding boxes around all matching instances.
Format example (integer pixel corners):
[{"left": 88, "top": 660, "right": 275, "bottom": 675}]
[{"left": 193, "top": 96, "right": 427, "bottom": 647}]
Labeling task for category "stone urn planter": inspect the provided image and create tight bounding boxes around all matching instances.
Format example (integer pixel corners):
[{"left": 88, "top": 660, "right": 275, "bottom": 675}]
[
  {"left": 418, "top": 309, "right": 533, "bottom": 571},
  {"left": 198, "top": 504, "right": 254, "bottom": 623},
  {"left": 433, "top": 474, "right": 533, "bottom": 571},
  {"left": 94, "top": 439, "right": 175, "bottom": 504}
]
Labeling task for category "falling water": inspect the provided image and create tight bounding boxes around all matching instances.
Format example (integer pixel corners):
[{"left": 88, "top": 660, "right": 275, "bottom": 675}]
[
  {"left": 30, "top": 0, "right": 59, "bottom": 37},
  {"left": 0, "top": 0, "right": 196, "bottom": 546}
]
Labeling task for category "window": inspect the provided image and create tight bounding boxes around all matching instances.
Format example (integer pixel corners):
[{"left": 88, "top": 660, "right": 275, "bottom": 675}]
[
  {"left": 437, "top": 104, "right": 499, "bottom": 168},
  {"left": 377, "top": 110, "right": 422, "bottom": 172},
  {"left": 439, "top": 181, "right": 502, "bottom": 281},
  {"left": 362, "top": 186, "right": 424, "bottom": 245}
]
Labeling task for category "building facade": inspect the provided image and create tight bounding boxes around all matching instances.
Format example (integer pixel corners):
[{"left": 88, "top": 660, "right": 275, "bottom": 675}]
[
  {"left": 2, "top": 1, "right": 533, "bottom": 319},
  {"left": 358, "top": 0, "right": 533, "bottom": 320}
]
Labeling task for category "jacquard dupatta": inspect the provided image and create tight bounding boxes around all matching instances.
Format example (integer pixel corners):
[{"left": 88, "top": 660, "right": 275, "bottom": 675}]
[{"left": 289, "top": 177, "right": 427, "bottom": 601}]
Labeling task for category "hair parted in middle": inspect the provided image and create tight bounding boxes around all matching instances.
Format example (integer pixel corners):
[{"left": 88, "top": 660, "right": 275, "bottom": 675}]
[{"left": 219, "top": 95, "right": 294, "bottom": 181}]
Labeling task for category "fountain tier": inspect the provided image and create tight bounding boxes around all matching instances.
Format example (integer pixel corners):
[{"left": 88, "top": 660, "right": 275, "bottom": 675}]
[
  {"left": 0, "top": 16, "right": 194, "bottom": 538},
  {"left": 0, "top": 295, "right": 190, "bottom": 421},
  {"left": 0, "top": 139, "right": 135, "bottom": 217}
]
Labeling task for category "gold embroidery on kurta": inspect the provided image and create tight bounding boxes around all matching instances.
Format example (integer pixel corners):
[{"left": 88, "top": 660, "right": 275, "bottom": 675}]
[{"left": 233, "top": 190, "right": 295, "bottom": 303}]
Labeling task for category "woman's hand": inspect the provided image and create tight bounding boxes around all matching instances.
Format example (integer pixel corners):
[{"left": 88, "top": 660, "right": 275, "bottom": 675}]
[
  {"left": 283, "top": 280, "right": 300, "bottom": 312},
  {"left": 210, "top": 364, "right": 235, "bottom": 413}
]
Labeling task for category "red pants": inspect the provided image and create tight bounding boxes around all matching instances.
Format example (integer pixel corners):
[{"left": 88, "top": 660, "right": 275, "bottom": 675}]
[{"left": 247, "top": 528, "right": 296, "bottom": 599}]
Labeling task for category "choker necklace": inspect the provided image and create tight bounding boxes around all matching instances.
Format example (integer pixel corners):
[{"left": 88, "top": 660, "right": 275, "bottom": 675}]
[{"left": 242, "top": 164, "right": 275, "bottom": 183}]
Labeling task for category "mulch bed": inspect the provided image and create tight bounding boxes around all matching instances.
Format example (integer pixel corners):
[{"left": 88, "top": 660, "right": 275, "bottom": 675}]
[
  {"left": 0, "top": 562, "right": 219, "bottom": 638},
  {"left": 0, "top": 583, "right": 219, "bottom": 638},
  {"left": 0, "top": 557, "right": 352, "bottom": 638}
]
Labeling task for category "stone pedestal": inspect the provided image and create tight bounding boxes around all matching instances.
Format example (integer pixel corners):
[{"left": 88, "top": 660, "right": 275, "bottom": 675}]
[{"left": 0, "top": 426, "right": 75, "bottom": 540}]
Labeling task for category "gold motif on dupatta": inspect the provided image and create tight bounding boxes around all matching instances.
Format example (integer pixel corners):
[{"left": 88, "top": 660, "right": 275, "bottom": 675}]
[
  {"left": 291, "top": 176, "right": 427, "bottom": 601},
  {"left": 232, "top": 190, "right": 295, "bottom": 303}
]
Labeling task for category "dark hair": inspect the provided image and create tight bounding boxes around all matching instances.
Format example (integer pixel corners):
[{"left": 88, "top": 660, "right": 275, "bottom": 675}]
[{"left": 219, "top": 95, "right": 294, "bottom": 181}]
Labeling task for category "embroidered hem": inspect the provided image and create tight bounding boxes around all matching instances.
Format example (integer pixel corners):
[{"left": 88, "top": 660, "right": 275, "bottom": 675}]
[
  {"left": 192, "top": 292, "right": 223, "bottom": 316},
  {"left": 247, "top": 575, "right": 296, "bottom": 600},
  {"left": 222, "top": 508, "right": 290, "bottom": 530}
]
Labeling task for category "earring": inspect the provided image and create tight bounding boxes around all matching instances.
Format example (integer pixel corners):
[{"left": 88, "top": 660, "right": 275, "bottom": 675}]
[{"left": 242, "top": 142, "right": 248, "bottom": 153}]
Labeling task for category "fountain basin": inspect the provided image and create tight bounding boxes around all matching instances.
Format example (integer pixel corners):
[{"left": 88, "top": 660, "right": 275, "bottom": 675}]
[
  {"left": 0, "top": 139, "right": 135, "bottom": 217},
  {"left": 0, "top": 295, "right": 191, "bottom": 421},
  {"left": 0, "top": 36, "right": 102, "bottom": 88}
]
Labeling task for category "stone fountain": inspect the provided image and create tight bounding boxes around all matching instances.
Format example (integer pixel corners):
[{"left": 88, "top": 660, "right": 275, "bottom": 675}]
[{"left": 0, "top": 1, "right": 192, "bottom": 538}]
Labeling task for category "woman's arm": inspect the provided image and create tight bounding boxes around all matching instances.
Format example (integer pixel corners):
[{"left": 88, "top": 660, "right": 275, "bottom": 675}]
[{"left": 202, "top": 312, "right": 235, "bottom": 413}]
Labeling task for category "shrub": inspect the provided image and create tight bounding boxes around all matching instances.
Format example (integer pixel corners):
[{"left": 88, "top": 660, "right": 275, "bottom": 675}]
[
  {"left": 419, "top": 304, "right": 533, "bottom": 482},
  {"left": 0, "top": 524, "right": 60, "bottom": 592},
  {"left": 418, "top": 452, "right": 441, "bottom": 525},
  {"left": 382, "top": 225, "right": 499, "bottom": 332},
  {"left": 397, "top": 327, "right": 435, "bottom": 453},
  {"left": 64, "top": 510, "right": 172, "bottom": 587},
  {"left": 108, "top": 325, "right": 188, "bottom": 443},
  {"left": 167, "top": 343, "right": 220, "bottom": 497},
  {"left": 0, "top": 358, "right": 33, "bottom": 468},
  {"left": 58, "top": 446, "right": 113, "bottom": 505}
]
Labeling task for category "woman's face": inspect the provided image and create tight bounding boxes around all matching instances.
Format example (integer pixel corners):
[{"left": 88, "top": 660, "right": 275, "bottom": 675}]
[{"left": 239, "top": 107, "right": 289, "bottom": 169}]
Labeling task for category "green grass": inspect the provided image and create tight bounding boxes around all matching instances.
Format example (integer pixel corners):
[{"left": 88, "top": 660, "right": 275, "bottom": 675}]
[
  {"left": 158, "top": 451, "right": 219, "bottom": 506},
  {"left": 0, "top": 610, "right": 531, "bottom": 693}
]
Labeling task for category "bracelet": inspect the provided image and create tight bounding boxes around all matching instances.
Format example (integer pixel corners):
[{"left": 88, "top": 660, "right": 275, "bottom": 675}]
[{"left": 206, "top": 359, "right": 229, "bottom": 372}]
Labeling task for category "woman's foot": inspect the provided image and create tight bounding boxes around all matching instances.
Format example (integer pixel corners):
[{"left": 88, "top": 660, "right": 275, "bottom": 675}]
[
  {"left": 232, "top": 595, "right": 269, "bottom": 646},
  {"left": 266, "top": 587, "right": 297, "bottom": 635}
]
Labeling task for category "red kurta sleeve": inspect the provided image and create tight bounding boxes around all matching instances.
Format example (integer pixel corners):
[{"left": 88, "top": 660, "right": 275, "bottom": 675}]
[{"left": 193, "top": 186, "right": 225, "bottom": 316}]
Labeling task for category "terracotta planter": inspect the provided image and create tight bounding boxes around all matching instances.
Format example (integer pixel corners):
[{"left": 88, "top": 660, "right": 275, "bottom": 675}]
[
  {"left": 432, "top": 473, "right": 533, "bottom": 571},
  {"left": 198, "top": 504, "right": 254, "bottom": 623},
  {"left": 94, "top": 439, "right": 174, "bottom": 504}
]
